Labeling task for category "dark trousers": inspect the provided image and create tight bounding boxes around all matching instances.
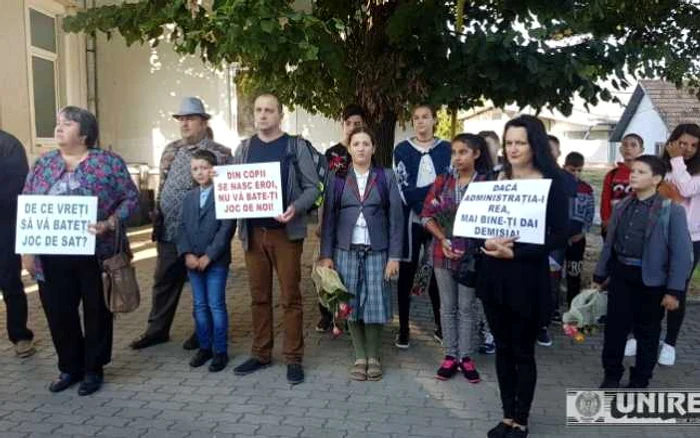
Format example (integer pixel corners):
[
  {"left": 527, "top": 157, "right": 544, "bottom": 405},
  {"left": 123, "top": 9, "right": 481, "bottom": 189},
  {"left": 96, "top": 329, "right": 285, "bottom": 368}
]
[
  {"left": 565, "top": 237, "right": 586, "bottom": 307},
  {"left": 0, "top": 254, "right": 33, "bottom": 344},
  {"left": 664, "top": 240, "right": 700, "bottom": 346},
  {"left": 602, "top": 259, "right": 665, "bottom": 387},
  {"left": 40, "top": 255, "right": 113, "bottom": 375},
  {"left": 146, "top": 242, "right": 188, "bottom": 337},
  {"left": 397, "top": 223, "right": 441, "bottom": 336},
  {"left": 483, "top": 300, "right": 539, "bottom": 425}
]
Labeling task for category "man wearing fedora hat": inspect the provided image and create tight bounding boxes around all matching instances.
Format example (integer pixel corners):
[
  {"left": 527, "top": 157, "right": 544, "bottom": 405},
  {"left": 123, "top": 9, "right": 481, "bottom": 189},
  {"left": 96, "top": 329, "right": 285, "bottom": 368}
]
[{"left": 130, "top": 97, "right": 233, "bottom": 350}]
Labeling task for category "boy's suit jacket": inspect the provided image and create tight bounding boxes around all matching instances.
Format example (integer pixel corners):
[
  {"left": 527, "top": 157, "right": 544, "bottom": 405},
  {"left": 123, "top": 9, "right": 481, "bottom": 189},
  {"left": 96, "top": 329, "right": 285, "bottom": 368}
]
[
  {"left": 177, "top": 187, "right": 236, "bottom": 266},
  {"left": 594, "top": 195, "right": 692, "bottom": 297}
]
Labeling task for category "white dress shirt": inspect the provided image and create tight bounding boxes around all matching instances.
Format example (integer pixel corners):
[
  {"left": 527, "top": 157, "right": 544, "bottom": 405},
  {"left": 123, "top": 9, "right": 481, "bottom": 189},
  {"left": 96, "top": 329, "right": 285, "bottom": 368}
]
[{"left": 351, "top": 169, "right": 371, "bottom": 245}]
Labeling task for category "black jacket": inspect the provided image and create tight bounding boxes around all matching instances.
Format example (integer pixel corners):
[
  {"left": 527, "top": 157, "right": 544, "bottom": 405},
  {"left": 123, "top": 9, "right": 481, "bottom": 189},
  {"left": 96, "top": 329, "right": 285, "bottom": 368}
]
[{"left": 0, "top": 130, "right": 29, "bottom": 288}]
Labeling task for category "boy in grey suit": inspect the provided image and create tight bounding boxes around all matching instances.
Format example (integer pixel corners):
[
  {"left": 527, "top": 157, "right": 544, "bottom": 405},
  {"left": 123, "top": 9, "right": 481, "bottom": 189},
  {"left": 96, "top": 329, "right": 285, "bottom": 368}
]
[{"left": 595, "top": 155, "right": 692, "bottom": 389}]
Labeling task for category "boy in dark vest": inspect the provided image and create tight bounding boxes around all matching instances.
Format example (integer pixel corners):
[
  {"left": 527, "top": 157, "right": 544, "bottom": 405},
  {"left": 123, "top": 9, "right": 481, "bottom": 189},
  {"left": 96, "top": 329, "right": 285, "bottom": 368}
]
[{"left": 595, "top": 155, "right": 692, "bottom": 389}]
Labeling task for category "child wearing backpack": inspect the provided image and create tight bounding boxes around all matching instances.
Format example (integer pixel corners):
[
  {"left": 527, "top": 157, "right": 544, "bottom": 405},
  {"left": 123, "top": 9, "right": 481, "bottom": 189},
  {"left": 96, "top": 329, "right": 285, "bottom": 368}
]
[
  {"left": 595, "top": 155, "right": 692, "bottom": 389},
  {"left": 177, "top": 150, "right": 236, "bottom": 372},
  {"left": 318, "top": 127, "right": 404, "bottom": 381},
  {"left": 421, "top": 133, "right": 494, "bottom": 383}
]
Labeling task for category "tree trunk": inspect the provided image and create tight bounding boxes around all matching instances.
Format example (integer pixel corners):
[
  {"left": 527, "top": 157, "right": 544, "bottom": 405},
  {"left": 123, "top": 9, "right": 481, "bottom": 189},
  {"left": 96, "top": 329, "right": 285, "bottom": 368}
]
[{"left": 372, "top": 111, "right": 398, "bottom": 167}]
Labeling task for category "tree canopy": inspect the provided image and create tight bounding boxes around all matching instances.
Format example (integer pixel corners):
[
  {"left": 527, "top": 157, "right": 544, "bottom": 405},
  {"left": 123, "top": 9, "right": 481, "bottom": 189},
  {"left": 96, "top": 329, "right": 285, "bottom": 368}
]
[{"left": 65, "top": 0, "right": 700, "bottom": 164}]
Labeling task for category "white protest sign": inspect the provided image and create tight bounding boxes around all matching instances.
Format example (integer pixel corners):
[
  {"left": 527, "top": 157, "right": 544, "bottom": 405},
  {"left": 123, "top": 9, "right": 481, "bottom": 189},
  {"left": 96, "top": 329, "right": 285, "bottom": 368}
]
[
  {"left": 16, "top": 195, "right": 98, "bottom": 255},
  {"left": 453, "top": 179, "right": 552, "bottom": 244},
  {"left": 214, "top": 162, "right": 284, "bottom": 219}
]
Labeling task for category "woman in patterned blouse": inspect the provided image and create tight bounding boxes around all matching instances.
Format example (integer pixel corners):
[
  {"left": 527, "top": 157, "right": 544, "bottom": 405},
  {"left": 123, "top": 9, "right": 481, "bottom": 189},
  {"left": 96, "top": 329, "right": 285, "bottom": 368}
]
[{"left": 22, "top": 106, "right": 139, "bottom": 396}]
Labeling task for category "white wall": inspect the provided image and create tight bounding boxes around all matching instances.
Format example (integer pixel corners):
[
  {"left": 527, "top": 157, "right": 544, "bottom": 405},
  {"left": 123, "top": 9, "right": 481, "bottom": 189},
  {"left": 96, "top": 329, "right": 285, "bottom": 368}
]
[
  {"left": 619, "top": 93, "right": 669, "bottom": 158},
  {"left": 95, "top": 34, "right": 238, "bottom": 166}
]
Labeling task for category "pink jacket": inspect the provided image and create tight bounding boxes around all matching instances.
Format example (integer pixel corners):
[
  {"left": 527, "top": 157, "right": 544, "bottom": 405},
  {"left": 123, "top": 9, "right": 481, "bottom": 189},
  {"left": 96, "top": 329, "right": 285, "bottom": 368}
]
[{"left": 667, "top": 157, "right": 700, "bottom": 241}]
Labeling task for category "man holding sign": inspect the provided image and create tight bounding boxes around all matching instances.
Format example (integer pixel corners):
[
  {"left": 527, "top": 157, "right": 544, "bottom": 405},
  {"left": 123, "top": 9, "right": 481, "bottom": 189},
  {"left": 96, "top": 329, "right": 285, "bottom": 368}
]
[{"left": 231, "top": 94, "right": 320, "bottom": 385}]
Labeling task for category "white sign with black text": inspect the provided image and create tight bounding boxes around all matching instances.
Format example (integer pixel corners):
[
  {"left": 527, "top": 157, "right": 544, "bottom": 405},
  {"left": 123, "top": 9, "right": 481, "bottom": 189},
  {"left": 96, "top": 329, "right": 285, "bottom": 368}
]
[
  {"left": 452, "top": 179, "right": 552, "bottom": 245},
  {"left": 213, "top": 162, "right": 284, "bottom": 219},
  {"left": 15, "top": 195, "right": 98, "bottom": 255}
]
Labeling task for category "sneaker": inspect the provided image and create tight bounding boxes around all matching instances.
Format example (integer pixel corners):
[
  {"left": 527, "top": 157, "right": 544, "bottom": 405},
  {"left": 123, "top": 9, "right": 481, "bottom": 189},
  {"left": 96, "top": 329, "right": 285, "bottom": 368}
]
[
  {"left": 479, "top": 333, "right": 496, "bottom": 354},
  {"left": 394, "top": 332, "right": 410, "bottom": 349},
  {"left": 436, "top": 356, "right": 459, "bottom": 380},
  {"left": 182, "top": 332, "right": 199, "bottom": 351},
  {"left": 209, "top": 353, "right": 229, "bottom": 372},
  {"left": 315, "top": 314, "right": 333, "bottom": 333},
  {"left": 433, "top": 328, "right": 443, "bottom": 345},
  {"left": 287, "top": 363, "right": 305, "bottom": 385},
  {"left": 624, "top": 338, "right": 637, "bottom": 357},
  {"left": 233, "top": 357, "right": 272, "bottom": 376},
  {"left": 658, "top": 342, "right": 676, "bottom": 366},
  {"left": 536, "top": 328, "right": 552, "bottom": 347},
  {"left": 14, "top": 339, "right": 36, "bottom": 358},
  {"left": 189, "top": 349, "right": 213, "bottom": 368},
  {"left": 460, "top": 357, "right": 481, "bottom": 383}
]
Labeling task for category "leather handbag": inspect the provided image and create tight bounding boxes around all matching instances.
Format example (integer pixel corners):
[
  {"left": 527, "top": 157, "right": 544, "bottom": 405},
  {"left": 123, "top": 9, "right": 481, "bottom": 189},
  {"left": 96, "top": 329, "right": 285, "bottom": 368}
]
[{"left": 102, "top": 219, "right": 140, "bottom": 313}]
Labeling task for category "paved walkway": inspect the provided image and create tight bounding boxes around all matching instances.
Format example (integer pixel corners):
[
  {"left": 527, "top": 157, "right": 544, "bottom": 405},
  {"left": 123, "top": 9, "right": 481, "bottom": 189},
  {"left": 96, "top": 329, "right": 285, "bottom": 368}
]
[{"left": 1, "top": 228, "right": 699, "bottom": 437}]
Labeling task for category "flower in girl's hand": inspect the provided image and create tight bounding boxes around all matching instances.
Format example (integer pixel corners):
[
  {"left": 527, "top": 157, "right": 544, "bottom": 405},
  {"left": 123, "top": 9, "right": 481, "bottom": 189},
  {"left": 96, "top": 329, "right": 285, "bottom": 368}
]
[
  {"left": 332, "top": 325, "right": 343, "bottom": 338},
  {"left": 337, "top": 302, "right": 352, "bottom": 319},
  {"left": 574, "top": 332, "right": 586, "bottom": 343},
  {"left": 562, "top": 323, "right": 578, "bottom": 338}
]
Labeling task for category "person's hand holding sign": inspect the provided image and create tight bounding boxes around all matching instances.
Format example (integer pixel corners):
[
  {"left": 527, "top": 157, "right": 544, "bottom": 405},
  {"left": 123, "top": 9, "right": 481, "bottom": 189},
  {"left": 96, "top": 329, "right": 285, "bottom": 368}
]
[
  {"left": 88, "top": 216, "right": 116, "bottom": 236},
  {"left": 317, "top": 258, "right": 334, "bottom": 270},
  {"left": 276, "top": 205, "right": 296, "bottom": 224},
  {"left": 481, "top": 237, "right": 517, "bottom": 259}
]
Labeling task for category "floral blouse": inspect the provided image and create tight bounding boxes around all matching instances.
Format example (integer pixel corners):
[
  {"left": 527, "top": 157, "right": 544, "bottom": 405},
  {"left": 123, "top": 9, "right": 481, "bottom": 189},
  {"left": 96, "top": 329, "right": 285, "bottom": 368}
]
[{"left": 22, "top": 148, "right": 139, "bottom": 280}]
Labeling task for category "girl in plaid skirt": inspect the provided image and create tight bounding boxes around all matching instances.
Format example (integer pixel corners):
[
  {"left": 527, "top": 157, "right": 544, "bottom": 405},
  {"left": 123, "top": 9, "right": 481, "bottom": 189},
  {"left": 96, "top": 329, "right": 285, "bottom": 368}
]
[{"left": 319, "top": 127, "right": 404, "bottom": 381}]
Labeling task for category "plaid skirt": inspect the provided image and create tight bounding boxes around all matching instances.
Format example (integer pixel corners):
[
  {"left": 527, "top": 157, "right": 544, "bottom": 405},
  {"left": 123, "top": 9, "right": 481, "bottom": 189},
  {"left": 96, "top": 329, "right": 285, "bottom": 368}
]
[{"left": 334, "top": 247, "right": 392, "bottom": 324}]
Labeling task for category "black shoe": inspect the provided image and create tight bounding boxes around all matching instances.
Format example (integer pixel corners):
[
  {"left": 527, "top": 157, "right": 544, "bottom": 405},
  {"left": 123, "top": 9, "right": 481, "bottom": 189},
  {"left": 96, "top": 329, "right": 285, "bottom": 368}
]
[
  {"left": 77, "top": 372, "right": 103, "bottom": 396},
  {"left": 600, "top": 377, "right": 620, "bottom": 389},
  {"left": 487, "top": 422, "right": 512, "bottom": 438},
  {"left": 536, "top": 328, "right": 552, "bottom": 347},
  {"left": 507, "top": 426, "right": 528, "bottom": 438},
  {"left": 233, "top": 357, "right": 272, "bottom": 376},
  {"left": 48, "top": 373, "right": 82, "bottom": 393},
  {"left": 394, "top": 332, "right": 410, "bottom": 349},
  {"left": 189, "top": 349, "right": 213, "bottom": 368},
  {"left": 287, "top": 363, "right": 305, "bottom": 385},
  {"left": 315, "top": 314, "right": 333, "bottom": 333},
  {"left": 209, "top": 353, "right": 229, "bottom": 372},
  {"left": 551, "top": 311, "right": 562, "bottom": 324},
  {"left": 130, "top": 333, "right": 169, "bottom": 350},
  {"left": 182, "top": 332, "right": 199, "bottom": 351},
  {"left": 626, "top": 380, "right": 648, "bottom": 389}
]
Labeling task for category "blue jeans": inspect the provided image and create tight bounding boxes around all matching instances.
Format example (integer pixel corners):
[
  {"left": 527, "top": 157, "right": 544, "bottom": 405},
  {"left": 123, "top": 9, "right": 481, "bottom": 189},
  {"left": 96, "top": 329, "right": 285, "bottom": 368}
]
[{"left": 188, "top": 264, "right": 229, "bottom": 354}]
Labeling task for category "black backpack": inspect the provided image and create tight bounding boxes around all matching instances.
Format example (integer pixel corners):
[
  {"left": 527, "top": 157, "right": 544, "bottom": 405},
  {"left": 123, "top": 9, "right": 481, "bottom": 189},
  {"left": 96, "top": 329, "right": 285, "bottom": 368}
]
[{"left": 287, "top": 135, "right": 328, "bottom": 213}]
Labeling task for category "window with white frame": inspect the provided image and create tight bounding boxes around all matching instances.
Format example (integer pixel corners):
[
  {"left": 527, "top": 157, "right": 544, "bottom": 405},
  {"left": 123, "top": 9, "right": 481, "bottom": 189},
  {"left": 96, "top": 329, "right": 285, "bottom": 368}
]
[{"left": 27, "top": 3, "right": 61, "bottom": 141}]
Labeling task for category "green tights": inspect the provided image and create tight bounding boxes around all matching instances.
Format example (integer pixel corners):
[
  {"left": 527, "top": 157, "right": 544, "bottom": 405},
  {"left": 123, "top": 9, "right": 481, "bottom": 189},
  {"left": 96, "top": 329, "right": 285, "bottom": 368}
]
[{"left": 347, "top": 321, "right": 384, "bottom": 360}]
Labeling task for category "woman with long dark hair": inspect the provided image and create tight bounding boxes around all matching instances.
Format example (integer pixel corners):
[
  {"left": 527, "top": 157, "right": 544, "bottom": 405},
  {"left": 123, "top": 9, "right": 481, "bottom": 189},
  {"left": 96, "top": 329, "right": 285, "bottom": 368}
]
[
  {"left": 479, "top": 116, "right": 568, "bottom": 438},
  {"left": 656, "top": 123, "right": 700, "bottom": 366}
]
